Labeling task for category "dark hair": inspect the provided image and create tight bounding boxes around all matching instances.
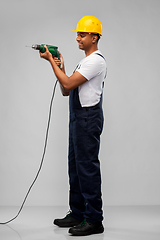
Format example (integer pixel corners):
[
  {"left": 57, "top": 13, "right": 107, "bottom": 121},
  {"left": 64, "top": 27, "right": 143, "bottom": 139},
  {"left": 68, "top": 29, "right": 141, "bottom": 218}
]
[{"left": 96, "top": 34, "right": 101, "bottom": 42}]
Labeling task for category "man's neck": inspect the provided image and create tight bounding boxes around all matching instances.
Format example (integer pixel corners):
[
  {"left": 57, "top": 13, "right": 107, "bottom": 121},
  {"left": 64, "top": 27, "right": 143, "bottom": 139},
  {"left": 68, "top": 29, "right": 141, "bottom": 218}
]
[{"left": 85, "top": 45, "right": 98, "bottom": 57}]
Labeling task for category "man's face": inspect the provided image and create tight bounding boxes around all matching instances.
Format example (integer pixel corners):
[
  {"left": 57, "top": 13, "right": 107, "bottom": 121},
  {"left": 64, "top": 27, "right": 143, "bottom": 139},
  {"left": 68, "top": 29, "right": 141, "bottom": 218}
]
[{"left": 76, "top": 32, "right": 94, "bottom": 50}]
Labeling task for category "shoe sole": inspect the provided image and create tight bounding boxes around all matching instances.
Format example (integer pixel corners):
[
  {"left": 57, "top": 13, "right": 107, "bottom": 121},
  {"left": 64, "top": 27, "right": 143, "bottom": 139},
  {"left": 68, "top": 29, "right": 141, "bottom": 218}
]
[{"left": 69, "top": 225, "right": 104, "bottom": 236}]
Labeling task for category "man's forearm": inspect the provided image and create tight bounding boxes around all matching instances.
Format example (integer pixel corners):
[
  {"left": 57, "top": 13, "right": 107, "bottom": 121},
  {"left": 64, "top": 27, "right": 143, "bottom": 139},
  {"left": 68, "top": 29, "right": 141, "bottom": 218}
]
[
  {"left": 59, "top": 61, "right": 70, "bottom": 96},
  {"left": 49, "top": 57, "right": 70, "bottom": 90}
]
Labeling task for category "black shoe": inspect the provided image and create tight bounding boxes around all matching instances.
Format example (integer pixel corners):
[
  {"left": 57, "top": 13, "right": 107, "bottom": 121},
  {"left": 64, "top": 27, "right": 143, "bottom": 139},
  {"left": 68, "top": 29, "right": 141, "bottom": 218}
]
[
  {"left": 54, "top": 212, "right": 81, "bottom": 228},
  {"left": 68, "top": 219, "right": 104, "bottom": 236}
]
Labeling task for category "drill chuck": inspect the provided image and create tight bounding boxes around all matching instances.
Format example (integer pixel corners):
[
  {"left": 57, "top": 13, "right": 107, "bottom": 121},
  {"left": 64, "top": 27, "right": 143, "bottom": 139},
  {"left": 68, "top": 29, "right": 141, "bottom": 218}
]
[{"left": 32, "top": 44, "right": 40, "bottom": 50}]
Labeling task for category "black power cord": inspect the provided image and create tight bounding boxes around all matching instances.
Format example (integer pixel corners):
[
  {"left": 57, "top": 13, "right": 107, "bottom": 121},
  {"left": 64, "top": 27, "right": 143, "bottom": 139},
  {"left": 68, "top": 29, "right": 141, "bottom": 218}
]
[{"left": 0, "top": 80, "right": 58, "bottom": 224}]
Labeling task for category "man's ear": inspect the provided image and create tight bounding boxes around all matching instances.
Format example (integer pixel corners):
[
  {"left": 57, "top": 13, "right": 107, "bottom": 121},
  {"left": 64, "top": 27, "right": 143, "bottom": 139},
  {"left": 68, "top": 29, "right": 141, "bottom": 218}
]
[{"left": 92, "top": 34, "right": 98, "bottom": 44}]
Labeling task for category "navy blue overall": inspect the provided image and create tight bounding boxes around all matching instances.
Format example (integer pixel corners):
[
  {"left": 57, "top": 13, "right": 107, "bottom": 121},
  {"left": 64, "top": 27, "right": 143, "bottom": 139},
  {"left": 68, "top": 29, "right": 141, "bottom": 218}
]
[{"left": 69, "top": 86, "right": 104, "bottom": 223}]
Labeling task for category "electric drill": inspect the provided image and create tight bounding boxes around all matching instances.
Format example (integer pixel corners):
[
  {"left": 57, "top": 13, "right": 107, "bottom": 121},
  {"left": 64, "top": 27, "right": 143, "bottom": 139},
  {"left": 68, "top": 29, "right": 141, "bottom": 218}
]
[{"left": 32, "top": 44, "right": 60, "bottom": 61}]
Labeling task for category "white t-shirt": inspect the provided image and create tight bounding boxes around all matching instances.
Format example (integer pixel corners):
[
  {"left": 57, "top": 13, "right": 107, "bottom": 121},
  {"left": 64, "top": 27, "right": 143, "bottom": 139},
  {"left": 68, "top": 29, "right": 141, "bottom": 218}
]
[{"left": 76, "top": 50, "right": 107, "bottom": 107}]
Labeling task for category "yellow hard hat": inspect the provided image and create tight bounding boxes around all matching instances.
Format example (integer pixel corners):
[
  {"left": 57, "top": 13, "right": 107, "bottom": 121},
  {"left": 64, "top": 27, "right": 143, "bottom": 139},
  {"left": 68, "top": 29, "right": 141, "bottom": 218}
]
[{"left": 72, "top": 15, "right": 103, "bottom": 36}]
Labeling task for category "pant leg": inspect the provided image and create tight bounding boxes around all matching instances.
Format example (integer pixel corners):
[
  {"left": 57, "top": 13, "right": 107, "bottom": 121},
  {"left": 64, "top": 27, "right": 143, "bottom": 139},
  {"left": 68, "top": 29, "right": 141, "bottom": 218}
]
[
  {"left": 68, "top": 117, "right": 85, "bottom": 221},
  {"left": 73, "top": 108, "right": 104, "bottom": 223}
]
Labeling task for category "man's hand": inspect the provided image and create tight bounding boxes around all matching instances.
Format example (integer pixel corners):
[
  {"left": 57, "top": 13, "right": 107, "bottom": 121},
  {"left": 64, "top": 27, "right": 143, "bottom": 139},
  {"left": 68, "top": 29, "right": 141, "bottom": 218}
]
[
  {"left": 40, "top": 46, "right": 64, "bottom": 72},
  {"left": 58, "top": 51, "right": 64, "bottom": 69},
  {"left": 53, "top": 57, "right": 61, "bottom": 68},
  {"left": 39, "top": 45, "right": 52, "bottom": 61}
]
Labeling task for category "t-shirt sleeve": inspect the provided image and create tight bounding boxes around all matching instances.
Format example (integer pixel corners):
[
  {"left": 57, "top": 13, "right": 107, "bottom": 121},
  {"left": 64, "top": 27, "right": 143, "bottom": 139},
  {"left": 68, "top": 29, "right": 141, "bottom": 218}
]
[{"left": 76, "top": 56, "right": 102, "bottom": 81}]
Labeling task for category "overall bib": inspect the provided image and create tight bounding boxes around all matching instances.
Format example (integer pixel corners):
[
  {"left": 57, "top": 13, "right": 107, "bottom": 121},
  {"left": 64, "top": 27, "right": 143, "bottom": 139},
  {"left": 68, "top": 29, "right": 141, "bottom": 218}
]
[{"left": 69, "top": 86, "right": 104, "bottom": 223}]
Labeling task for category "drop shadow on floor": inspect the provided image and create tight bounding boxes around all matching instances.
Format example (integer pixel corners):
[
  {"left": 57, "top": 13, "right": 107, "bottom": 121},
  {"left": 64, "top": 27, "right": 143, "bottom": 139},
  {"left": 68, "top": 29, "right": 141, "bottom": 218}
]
[{"left": 1, "top": 223, "right": 160, "bottom": 240}]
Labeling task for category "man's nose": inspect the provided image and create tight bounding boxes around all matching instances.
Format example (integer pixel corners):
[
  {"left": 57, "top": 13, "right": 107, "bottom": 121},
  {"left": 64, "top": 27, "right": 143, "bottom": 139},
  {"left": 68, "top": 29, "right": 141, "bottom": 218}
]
[{"left": 76, "top": 36, "right": 80, "bottom": 42}]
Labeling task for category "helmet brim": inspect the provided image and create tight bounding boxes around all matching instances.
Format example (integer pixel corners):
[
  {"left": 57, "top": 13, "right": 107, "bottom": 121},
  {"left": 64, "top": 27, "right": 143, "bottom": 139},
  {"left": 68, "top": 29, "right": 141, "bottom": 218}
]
[{"left": 71, "top": 29, "right": 102, "bottom": 36}]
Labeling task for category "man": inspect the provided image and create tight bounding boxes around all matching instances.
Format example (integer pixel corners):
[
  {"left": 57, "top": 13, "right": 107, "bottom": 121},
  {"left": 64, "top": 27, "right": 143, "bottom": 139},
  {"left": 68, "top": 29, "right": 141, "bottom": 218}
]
[{"left": 40, "top": 15, "right": 106, "bottom": 236}]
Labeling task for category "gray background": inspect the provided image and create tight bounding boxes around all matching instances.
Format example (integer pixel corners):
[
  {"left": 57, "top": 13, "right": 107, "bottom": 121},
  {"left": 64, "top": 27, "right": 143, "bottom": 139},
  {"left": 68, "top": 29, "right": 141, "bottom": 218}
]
[{"left": 0, "top": 0, "right": 160, "bottom": 207}]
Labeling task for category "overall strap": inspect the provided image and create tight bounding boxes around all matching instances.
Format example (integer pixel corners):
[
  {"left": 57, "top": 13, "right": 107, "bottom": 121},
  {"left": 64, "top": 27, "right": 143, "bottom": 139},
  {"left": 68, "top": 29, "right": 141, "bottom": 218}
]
[
  {"left": 95, "top": 53, "right": 106, "bottom": 88},
  {"left": 95, "top": 53, "right": 106, "bottom": 61}
]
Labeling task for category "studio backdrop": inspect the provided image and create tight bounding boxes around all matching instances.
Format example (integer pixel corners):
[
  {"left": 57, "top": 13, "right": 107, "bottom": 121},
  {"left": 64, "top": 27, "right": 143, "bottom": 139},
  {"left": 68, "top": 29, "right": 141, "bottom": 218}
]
[{"left": 0, "top": 0, "right": 160, "bottom": 206}]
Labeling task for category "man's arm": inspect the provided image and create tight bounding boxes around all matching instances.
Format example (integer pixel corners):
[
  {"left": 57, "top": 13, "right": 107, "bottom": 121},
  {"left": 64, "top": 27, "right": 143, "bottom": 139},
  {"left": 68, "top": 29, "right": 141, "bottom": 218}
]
[{"left": 40, "top": 46, "right": 87, "bottom": 92}]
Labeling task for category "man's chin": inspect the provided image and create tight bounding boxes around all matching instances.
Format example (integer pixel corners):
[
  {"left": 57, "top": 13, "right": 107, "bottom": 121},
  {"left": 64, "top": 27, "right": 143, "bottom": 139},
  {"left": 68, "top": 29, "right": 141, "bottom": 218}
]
[{"left": 78, "top": 44, "right": 84, "bottom": 50}]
